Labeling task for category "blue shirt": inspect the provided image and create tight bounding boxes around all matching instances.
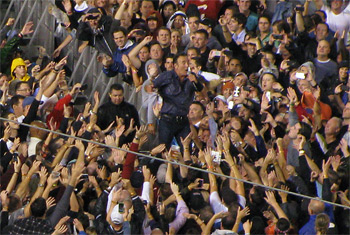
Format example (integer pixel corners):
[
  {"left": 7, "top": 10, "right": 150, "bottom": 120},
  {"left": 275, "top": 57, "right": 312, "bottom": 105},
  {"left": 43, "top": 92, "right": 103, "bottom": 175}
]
[
  {"left": 103, "top": 40, "right": 135, "bottom": 77},
  {"left": 153, "top": 70, "right": 203, "bottom": 116}
]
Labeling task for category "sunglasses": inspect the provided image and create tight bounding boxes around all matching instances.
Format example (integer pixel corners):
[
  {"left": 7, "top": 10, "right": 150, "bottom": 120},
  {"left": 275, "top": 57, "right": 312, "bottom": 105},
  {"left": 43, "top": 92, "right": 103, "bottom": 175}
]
[{"left": 86, "top": 15, "right": 99, "bottom": 20}]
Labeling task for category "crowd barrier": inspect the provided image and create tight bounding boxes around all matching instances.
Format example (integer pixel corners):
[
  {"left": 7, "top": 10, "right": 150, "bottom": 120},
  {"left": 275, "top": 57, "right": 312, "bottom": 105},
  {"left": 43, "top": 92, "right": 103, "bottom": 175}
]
[{"left": 1, "top": 116, "right": 349, "bottom": 210}]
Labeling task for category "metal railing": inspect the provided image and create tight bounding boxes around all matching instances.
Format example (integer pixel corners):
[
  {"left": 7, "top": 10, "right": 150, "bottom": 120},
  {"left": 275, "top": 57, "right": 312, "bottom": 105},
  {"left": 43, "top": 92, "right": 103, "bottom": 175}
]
[{"left": 1, "top": 0, "right": 140, "bottom": 108}]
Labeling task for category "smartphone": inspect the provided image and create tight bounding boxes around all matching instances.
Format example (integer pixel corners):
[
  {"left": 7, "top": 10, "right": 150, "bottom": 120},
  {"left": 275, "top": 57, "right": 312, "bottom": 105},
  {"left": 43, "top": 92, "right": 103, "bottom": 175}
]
[
  {"left": 296, "top": 6, "right": 304, "bottom": 11},
  {"left": 211, "top": 151, "right": 221, "bottom": 163},
  {"left": 296, "top": 72, "right": 305, "bottom": 79},
  {"left": 233, "top": 87, "right": 240, "bottom": 97},
  {"left": 13, "top": 155, "right": 18, "bottom": 162},
  {"left": 213, "top": 51, "right": 221, "bottom": 57},
  {"left": 266, "top": 91, "right": 271, "bottom": 101},
  {"left": 158, "top": 196, "right": 163, "bottom": 203},
  {"left": 214, "top": 99, "right": 218, "bottom": 108},
  {"left": 273, "top": 34, "right": 283, "bottom": 40},
  {"left": 341, "top": 85, "right": 350, "bottom": 92},
  {"left": 198, "top": 179, "right": 203, "bottom": 188},
  {"left": 118, "top": 202, "right": 125, "bottom": 213},
  {"left": 81, "top": 174, "right": 89, "bottom": 180},
  {"left": 228, "top": 101, "right": 234, "bottom": 110},
  {"left": 261, "top": 112, "right": 268, "bottom": 122}
]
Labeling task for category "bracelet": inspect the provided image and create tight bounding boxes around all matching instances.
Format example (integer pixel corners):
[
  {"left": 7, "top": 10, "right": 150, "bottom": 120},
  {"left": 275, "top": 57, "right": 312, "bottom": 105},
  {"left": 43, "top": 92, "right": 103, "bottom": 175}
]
[
  {"left": 111, "top": 200, "right": 118, "bottom": 204},
  {"left": 38, "top": 183, "right": 45, "bottom": 187},
  {"left": 299, "top": 149, "right": 305, "bottom": 155},
  {"left": 135, "top": 137, "right": 140, "bottom": 140}
]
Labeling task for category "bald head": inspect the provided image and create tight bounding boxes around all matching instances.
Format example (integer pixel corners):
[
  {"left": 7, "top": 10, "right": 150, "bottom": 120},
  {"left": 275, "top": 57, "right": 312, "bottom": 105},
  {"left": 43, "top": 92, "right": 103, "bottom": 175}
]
[{"left": 308, "top": 199, "right": 325, "bottom": 215}]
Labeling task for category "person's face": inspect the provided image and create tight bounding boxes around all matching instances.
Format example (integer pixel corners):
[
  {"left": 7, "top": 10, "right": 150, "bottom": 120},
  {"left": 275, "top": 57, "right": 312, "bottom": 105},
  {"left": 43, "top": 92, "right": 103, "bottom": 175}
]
[
  {"left": 230, "top": 117, "right": 242, "bottom": 131},
  {"left": 113, "top": 31, "right": 127, "bottom": 48},
  {"left": 228, "top": 18, "right": 240, "bottom": 32},
  {"left": 173, "top": 15, "right": 185, "bottom": 29},
  {"left": 223, "top": 87, "right": 233, "bottom": 98},
  {"left": 228, "top": 59, "right": 242, "bottom": 74},
  {"left": 120, "top": 11, "right": 132, "bottom": 28},
  {"left": 150, "top": 44, "right": 163, "bottom": 60},
  {"left": 189, "top": 59, "right": 200, "bottom": 73},
  {"left": 238, "top": 106, "right": 250, "bottom": 121},
  {"left": 139, "top": 46, "right": 150, "bottom": 62},
  {"left": 193, "top": 33, "right": 207, "bottom": 50},
  {"left": 188, "top": 16, "right": 199, "bottom": 32},
  {"left": 188, "top": 103, "right": 204, "bottom": 121},
  {"left": 238, "top": 0, "right": 251, "bottom": 11},
  {"left": 317, "top": 40, "right": 331, "bottom": 57},
  {"left": 164, "top": 57, "right": 174, "bottom": 71},
  {"left": 109, "top": 89, "right": 124, "bottom": 105},
  {"left": 147, "top": 63, "right": 159, "bottom": 77},
  {"left": 171, "top": 30, "right": 181, "bottom": 46},
  {"left": 265, "top": 53, "right": 275, "bottom": 65},
  {"left": 339, "top": 67, "right": 348, "bottom": 80},
  {"left": 0, "top": 75, "right": 8, "bottom": 86},
  {"left": 187, "top": 49, "right": 199, "bottom": 60},
  {"left": 86, "top": 13, "right": 101, "bottom": 28},
  {"left": 147, "top": 18, "right": 158, "bottom": 31},
  {"left": 174, "top": 55, "right": 188, "bottom": 77},
  {"left": 331, "top": 0, "right": 343, "bottom": 10},
  {"left": 140, "top": 1, "right": 154, "bottom": 17},
  {"left": 96, "top": 0, "right": 108, "bottom": 7},
  {"left": 342, "top": 102, "right": 350, "bottom": 119},
  {"left": 14, "top": 65, "right": 26, "bottom": 78},
  {"left": 224, "top": 9, "right": 234, "bottom": 21},
  {"left": 200, "top": 116, "right": 209, "bottom": 129},
  {"left": 6, "top": 113, "right": 20, "bottom": 130},
  {"left": 258, "top": 17, "right": 270, "bottom": 33},
  {"left": 13, "top": 98, "right": 24, "bottom": 116},
  {"left": 245, "top": 39, "right": 257, "bottom": 56},
  {"left": 234, "top": 74, "right": 247, "bottom": 87},
  {"left": 261, "top": 74, "right": 275, "bottom": 91},
  {"left": 315, "top": 24, "right": 328, "bottom": 41},
  {"left": 272, "top": 25, "right": 281, "bottom": 35},
  {"left": 163, "top": 4, "right": 175, "bottom": 18},
  {"left": 297, "top": 79, "right": 311, "bottom": 93},
  {"left": 325, "top": 118, "right": 339, "bottom": 135},
  {"left": 288, "top": 122, "right": 301, "bottom": 139},
  {"left": 16, "top": 83, "right": 31, "bottom": 96},
  {"left": 157, "top": 29, "right": 171, "bottom": 46}
]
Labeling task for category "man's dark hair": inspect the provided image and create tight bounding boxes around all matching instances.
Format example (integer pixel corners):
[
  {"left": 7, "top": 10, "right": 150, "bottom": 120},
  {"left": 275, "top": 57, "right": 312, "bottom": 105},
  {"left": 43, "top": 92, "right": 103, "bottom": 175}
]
[
  {"left": 14, "top": 81, "right": 29, "bottom": 92},
  {"left": 272, "top": 20, "right": 290, "bottom": 34},
  {"left": 298, "top": 122, "right": 312, "bottom": 140},
  {"left": 315, "top": 10, "right": 327, "bottom": 20},
  {"left": 149, "top": 41, "right": 162, "bottom": 49},
  {"left": 221, "top": 213, "right": 236, "bottom": 230},
  {"left": 316, "top": 22, "right": 329, "bottom": 33},
  {"left": 113, "top": 26, "right": 128, "bottom": 36},
  {"left": 110, "top": 83, "right": 124, "bottom": 93},
  {"left": 232, "top": 13, "right": 247, "bottom": 28},
  {"left": 221, "top": 187, "right": 238, "bottom": 206},
  {"left": 190, "top": 56, "right": 202, "bottom": 67},
  {"left": 173, "top": 52, "right": 187, "bottom": 64},
  {"left": 10, "top": 95, "right": 25, "bottom": 108},
  {"left": 258, "top": 14, "right": 271, "bottom": 23},
  {"left": 191, "top": 101, "right": 205, "bottom": 113},
  {"left": 157, "top": 26, "right": 171, "bottom": 35},
  {"left": 194, "top": 29, "right": 209, "bottom": 40},
  {"left": 187, "top": 47, "right": 200, "bottom": 56},
  {"left": 30, "top": 197, "right": 47, "bottom": 217}
]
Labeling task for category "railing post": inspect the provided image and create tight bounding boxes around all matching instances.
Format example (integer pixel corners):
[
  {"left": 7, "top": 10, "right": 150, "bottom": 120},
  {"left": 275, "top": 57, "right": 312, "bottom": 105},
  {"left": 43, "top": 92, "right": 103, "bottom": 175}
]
[
  {"left": 79, "top": 50, "right": 99, "bottom": 86},
  {"left": 28, "top": 5, "right": 49, "bottom": 47},
  {"left": 11, "top": 0, "right": 29, "bottom": 32},
  {"left": 0, "top": 0, "right": 16, "bottom": 28}
]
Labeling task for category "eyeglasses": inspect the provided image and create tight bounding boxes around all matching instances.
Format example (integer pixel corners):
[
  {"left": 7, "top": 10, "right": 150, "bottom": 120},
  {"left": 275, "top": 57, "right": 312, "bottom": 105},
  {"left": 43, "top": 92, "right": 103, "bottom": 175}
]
[{"left": 17, "top": 88, "right": 31, "bottom": 92}]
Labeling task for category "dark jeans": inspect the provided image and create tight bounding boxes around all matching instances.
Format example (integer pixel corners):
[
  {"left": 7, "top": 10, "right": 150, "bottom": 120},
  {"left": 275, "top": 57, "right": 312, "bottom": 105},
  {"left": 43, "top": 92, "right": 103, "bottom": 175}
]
[{"left": 158, "top": 114, "right": 190, "bottom": 150}]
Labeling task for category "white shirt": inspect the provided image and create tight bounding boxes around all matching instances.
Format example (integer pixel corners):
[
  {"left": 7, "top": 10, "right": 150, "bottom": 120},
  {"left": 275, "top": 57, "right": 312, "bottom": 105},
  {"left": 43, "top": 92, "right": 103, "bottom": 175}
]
[{"left": 321, "top": 6, "right": 350, "bottom": 43}]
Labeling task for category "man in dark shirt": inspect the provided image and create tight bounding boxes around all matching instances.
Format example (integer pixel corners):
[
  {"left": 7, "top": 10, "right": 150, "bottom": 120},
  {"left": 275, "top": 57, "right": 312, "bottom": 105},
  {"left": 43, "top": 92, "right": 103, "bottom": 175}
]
[
  {"left": 152, "top": 53, "right": 203, "bottom": 149},
  {"left": 97, "top": 83, "right": 140, "bottom": 143}
]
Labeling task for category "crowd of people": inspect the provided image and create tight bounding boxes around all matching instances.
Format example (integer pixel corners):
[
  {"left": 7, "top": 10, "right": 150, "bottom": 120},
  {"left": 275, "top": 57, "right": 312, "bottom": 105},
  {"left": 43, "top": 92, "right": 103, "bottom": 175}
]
[{"left": 1, "top": 0, "right": 350, "bottom": 234}]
